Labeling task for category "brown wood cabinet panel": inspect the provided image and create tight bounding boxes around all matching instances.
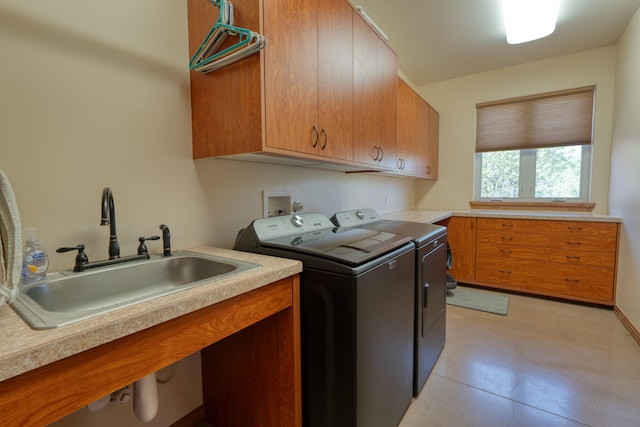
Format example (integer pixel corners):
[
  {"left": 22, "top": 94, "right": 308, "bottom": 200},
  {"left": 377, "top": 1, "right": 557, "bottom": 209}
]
[
  {"left": 353, "top": 16, "right": 397, "bottom": 169},
  {"left": 395, "top": 78, "right": 439, "bottom": 178},
  {"left": 188, "top": 0, "right": 263, "bottom": 158},
  {"left": 424, "top": 103, "right": 439, "bottom": 178},
  {"left": 188, "top": 0, "right": 396, "bottom": 171},
  {"left": 317, "top": 0, "right": 354, "bottom": 160},
  {"left": 397, "top": 78, "right": 419, "bottom": 175},
  {"left": 264, "top": 0, "right": 319, "bottom": 154},
  {"left": 473, "top": 217, "right": 619, "bottom": 305},
  {"left": 477, "top": 218, "right": 617, "bottom": 236},
  {"left": 437, "top": 216, "right": 476, "bottom": 283},
  {"left": 0, "top": 277, "right": 301, "bottom": 427},
  {"left": 476, "top": 256, "right": 614, "bottom": 303},
  {"left": 476, "top": 242, "right": 616, "bottom": 267},
  {"left": 477, "top": 229, "right": 617, "bottom": 252}
]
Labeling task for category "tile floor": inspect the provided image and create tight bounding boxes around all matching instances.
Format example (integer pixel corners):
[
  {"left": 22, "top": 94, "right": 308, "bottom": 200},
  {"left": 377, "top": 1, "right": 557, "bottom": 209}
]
[{"left": 399, "top": 287, "right": 640, "bottom": 427}]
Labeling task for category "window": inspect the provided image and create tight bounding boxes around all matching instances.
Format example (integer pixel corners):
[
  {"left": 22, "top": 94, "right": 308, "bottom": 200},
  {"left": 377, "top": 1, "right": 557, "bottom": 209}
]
[{"left": 474, "top": 86, "right": 594, "bottom": 202}]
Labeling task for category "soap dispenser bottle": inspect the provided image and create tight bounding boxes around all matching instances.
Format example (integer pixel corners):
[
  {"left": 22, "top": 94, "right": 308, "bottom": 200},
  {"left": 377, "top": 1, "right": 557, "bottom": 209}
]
[{"left": 21, "top": 228, "right": 49, "bottom": 284}]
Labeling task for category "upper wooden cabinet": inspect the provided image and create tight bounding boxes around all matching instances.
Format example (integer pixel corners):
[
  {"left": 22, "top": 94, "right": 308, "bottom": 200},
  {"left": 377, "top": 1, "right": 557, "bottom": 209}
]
[
  {"left": 353, "top": 16, "right": 398, "bottom": 169},
  {"left": 264, "top": 0, "right": 353, "bottom": 160},
  {"left": 187, "top": 0, "right": 395, "bottom": 170},
  {"left": 396, "top": 78, "right": 439, "bottom": 179}
]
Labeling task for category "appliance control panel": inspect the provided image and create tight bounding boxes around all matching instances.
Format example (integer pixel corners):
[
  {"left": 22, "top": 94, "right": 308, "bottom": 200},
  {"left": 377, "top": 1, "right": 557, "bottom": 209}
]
[
  {"left": 331, "top": 208, "right": 382, "bottom": 227},
  {"left": 252, "top": 212, "right": 335, "bottom": 241}
]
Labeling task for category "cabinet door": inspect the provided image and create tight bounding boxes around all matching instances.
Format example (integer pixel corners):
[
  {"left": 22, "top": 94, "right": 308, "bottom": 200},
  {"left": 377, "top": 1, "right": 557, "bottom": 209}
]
[
  {"left": 353, "top": 16, "right": 398, "bottom": 169},
  {"left": 317, "top": 0, "right": 354, "bottom": 160},
  {"left": 397, "top": 78, "right": 418, "bottom": 175},
  {"left": 437, "top": 217, "right": 476, "bottom": 283},
  {"left": 264, "top": 0, "right": 319, "bottom": 154},
  {"left": 424, "top": 103, "right": 439, "bottom": 178}
]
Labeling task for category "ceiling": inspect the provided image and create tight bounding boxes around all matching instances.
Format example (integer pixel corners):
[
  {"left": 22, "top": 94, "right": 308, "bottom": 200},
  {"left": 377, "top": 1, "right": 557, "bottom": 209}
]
[{"left": 349, "top": 0, "right": 640, "bottom": 86}]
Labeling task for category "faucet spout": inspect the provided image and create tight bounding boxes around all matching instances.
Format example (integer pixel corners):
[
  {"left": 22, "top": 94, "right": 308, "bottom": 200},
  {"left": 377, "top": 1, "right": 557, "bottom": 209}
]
[
  {"left": 101, "top": 187, "right": 120, "bottom": 259},
  {"left": 159, "top": 224, "right": 171, "bottom": 256}
]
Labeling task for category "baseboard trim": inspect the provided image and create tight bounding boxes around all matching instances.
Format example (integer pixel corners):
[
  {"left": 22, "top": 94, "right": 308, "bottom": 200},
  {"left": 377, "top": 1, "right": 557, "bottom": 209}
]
[
  {"left": 614, "top": 306, "right": 640, "bottom": 347},
  {"left": 170, "top": 406, "right": 205, "bottom": 427}
]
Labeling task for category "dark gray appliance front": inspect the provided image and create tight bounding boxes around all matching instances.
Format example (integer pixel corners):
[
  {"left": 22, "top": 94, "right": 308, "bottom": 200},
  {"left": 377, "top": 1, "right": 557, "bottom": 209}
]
[
  {"left": 330, "top": 209, "right": 448, "bottom": 396},
  {"left": 233, "top": 213, "right": 415, "bottom": 427},
  {"left": 302, "top": 247, "right": 414, "bottom": 427}
]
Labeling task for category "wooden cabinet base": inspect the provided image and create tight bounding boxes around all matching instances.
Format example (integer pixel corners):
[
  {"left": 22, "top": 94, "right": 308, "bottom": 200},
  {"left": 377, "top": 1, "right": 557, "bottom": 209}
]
[
  {"left": 442, "top": 216, "right": 619, "bottom": 306},
  {"left": 0, "top": 277, "right": 301, "bottom": 427}
]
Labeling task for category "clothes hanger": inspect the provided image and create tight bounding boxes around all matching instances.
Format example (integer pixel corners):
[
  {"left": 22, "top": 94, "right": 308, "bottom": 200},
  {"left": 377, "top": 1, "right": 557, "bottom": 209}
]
[
  {"left": 191, "top": 0, "right": 234, "bottom": 64},
  {"left": 189, "top": 0, "right": 266, "bottom": 73}
]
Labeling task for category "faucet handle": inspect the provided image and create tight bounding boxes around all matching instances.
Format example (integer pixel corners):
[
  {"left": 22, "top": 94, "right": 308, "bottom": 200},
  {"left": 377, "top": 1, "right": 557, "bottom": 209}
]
[
  {"left": 137, "top": 236, "right": 160, "bottom": 255},
  {"left": 56, "top": 245, "right": 89, "bottom": 270}
]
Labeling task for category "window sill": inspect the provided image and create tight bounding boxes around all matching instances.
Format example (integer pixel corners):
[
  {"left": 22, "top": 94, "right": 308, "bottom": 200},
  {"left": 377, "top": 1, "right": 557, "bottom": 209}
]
[{"left": 469, "top": 201, "right": 595, "bottom": 212}]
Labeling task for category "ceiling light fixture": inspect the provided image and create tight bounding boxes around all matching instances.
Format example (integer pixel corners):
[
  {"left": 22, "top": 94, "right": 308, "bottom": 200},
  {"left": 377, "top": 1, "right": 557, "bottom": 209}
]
[{"left": 502, "top": 0, "right": 560, "bottom": 44}]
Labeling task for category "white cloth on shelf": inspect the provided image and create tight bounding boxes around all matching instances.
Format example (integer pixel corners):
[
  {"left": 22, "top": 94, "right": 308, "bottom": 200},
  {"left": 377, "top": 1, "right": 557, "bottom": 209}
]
[{"left": 0, "top": 169, "right": 22, "bottom": 306}]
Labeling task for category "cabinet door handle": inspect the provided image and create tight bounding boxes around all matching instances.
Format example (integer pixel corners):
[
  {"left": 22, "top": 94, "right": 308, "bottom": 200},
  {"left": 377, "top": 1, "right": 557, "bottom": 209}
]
[
  {"left": 371, "top": 145, "right": 380, "bottom": 161},
  {"left": 564, "top": 278, "right": 580, "bottom": 283},
  {"left": 567, "top": 241, "right": 582, "bottom": 246},
  {"left": 378, "top": 146, "right": 384, "bottom": 161},
  {"left": 426, "top": 165, "right": 431, "bottom": 174},
  {"left": 501, "top": 223, "right": 514, "bottom": 228},
  {"left": 566, "top": 255, "right": 581, "bottom": 260},
  {"left": 568, "top": 226, "right": 583, "bottom": 231},
  {"left": 320, "top": 128, "right": 327, "bottom": 150},
  {"left": 499, "top": 269, "right": 512, "bottom": 274},
  {"left": 500, "top": 249, "right": 512, "bottom": 253},
  {"left": 501, "top": 236, "right": 513, "bottom": 241},
  {"left": 312, "top": 126, "right": 319, "bottom": 148}
]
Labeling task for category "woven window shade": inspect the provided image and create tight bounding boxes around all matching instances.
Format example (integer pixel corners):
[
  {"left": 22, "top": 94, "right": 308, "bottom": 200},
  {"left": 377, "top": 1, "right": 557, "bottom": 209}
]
[{"left": 476, "top": 86, "right": 595, "bottom": 153}]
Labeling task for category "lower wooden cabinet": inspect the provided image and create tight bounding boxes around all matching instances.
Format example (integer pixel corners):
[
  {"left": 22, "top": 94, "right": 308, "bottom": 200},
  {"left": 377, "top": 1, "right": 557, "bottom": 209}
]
[
  {"left": 0, "top": 276, "right": 301, "bottom": 427},
  {"left": 436, "top": 216, "right": 476, "bottom": 283},
  {"left": 443, "top": 216, "right": 619, "bottom": 306}
]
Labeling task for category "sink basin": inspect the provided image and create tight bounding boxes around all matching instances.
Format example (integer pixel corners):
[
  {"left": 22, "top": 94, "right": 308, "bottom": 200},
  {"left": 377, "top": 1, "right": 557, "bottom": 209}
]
[{"left": 11, "top": 251, "right": 260, "bottom": 329}]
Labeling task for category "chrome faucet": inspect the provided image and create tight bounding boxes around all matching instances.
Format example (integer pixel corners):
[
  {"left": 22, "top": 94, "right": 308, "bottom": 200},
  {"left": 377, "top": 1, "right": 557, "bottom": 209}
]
[{"left": 101, "top": 187, "right": 120, "bottom": 259}]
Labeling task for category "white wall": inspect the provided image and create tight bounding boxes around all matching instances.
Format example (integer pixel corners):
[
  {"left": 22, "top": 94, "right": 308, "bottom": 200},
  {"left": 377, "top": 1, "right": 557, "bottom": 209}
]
[
  {"left": 415, "top": 46, "right": 617, "bottom": 213},
  {"left": 609, "top": 7, "right": 640, "bottom": 331},
  {"left": 0, "top": 1, "right": 415, "bottom": 425}
]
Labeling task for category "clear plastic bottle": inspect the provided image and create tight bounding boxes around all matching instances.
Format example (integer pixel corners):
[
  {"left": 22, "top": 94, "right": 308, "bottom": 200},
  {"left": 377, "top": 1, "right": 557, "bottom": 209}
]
[{"left": 21, "top": 228, "right": 49, "bottom": 284}]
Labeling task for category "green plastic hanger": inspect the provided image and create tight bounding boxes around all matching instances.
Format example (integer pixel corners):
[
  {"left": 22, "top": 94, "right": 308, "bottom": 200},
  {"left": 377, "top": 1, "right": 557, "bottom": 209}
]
[{"left": 189, "top": 0, "right": 264, "bottom": 72}]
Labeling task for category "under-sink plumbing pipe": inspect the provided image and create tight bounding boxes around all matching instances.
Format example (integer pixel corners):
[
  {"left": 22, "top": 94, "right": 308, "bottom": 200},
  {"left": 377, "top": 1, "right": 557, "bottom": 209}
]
[{"left": 133, "top": 372, "right": 159, "bottom": 422}]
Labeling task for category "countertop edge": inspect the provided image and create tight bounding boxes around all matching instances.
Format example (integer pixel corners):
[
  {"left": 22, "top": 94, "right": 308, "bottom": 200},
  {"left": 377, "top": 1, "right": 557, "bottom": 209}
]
[
  {"left": 383, "top": 210, "right": 622, "bottom": 223},
  {"left": 0, "top": 247, "right": 302, "bottom": 382}
]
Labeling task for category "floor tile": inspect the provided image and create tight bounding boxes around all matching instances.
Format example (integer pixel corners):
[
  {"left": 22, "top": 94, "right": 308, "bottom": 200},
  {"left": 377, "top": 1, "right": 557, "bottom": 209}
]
[{"left": 401, "top": 287, "right": 640, "bottom": 426}]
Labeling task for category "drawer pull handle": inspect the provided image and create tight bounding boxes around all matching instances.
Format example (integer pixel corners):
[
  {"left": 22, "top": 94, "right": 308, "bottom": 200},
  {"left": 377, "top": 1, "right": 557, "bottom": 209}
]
[
  {"left": 499, "top": 269, "right": 512, "bottom": 274},
  {"left": 501, "top": 237, "right": 513, "bottom": 241},
  {"left": 502, "top": 223, "right": 514, "bottom": 228},
  {"left": 564, "top": 278, "right": 580, "bottom": 283},
  {"left": 567, "top": 241, "right": 582, "bottom": 245},
  {"left": 568, "top": 226, "right": 583, "bottom": 231},
  {"left": 500, "top": 249, "right": 512, "bottom": 253},
  {"left": 566, "top": 255, "right": 581, "bottom": 260}
]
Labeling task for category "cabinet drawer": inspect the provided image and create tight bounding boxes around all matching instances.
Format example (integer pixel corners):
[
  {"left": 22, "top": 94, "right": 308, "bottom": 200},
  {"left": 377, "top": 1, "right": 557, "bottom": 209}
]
[
  {"left": 476, "top": 256, "right": 614, "bottom": 303},
  {"left": 476, "top": 229, "right": 617, "bottom": 252},
  {"left": 477, "top": 218, "right": 617, "bottom": 237},
  {"left": 476, "top": 243, "right": 616, "bottom": 267}
]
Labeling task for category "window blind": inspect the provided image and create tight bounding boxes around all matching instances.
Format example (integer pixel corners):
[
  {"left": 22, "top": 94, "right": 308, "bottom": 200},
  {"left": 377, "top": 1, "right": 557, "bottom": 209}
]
[{"left": 475, "top": 86, "right": 595, "bottom": 153}]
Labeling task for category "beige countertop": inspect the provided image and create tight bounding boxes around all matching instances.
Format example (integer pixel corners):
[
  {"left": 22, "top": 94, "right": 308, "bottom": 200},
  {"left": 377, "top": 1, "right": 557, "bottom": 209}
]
[
  {"left": 0, "top": 247, "right": 302, "bottom": 382},
  {"left": 384, "top": 209, "right": 622, "bottom": 224}
]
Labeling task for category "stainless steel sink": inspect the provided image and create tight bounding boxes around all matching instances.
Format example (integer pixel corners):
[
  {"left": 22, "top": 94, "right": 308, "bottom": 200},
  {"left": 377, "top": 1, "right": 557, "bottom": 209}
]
[{"left": 11, "top": 251, "right": 260, "bottom": 329}]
